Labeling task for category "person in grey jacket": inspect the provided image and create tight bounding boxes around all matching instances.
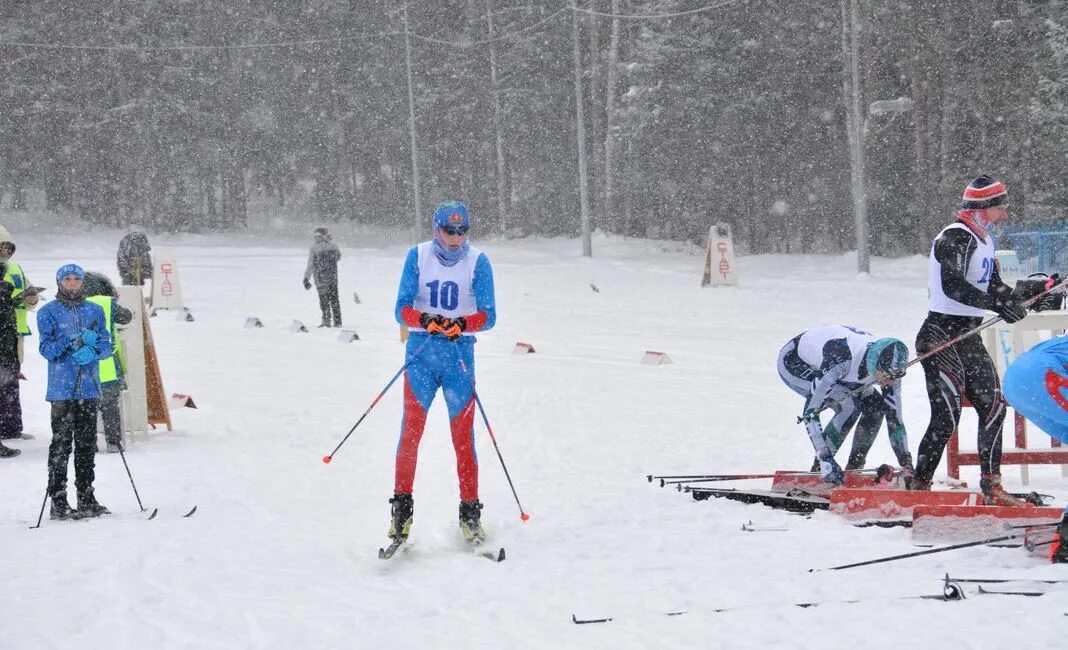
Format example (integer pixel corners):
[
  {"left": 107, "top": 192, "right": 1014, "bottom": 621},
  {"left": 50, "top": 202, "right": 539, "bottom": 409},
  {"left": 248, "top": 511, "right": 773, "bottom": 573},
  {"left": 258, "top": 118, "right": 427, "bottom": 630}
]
[{"left": 303, "top": 227, "right": 342, "bottom": 327}]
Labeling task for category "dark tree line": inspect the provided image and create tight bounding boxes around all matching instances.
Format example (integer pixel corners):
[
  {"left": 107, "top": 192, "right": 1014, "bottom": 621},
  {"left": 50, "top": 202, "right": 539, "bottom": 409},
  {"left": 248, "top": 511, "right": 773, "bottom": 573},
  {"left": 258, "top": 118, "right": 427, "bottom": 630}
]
[{"left": 0, "top": 0, "right": 1065, "bottom": 254}]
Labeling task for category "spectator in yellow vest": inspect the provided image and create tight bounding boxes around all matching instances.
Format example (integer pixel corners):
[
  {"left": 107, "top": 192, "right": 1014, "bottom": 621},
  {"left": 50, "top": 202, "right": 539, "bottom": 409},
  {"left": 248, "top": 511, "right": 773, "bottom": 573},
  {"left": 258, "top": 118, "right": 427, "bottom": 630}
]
[
  {"left": 0, "top": 225, "right": 40, "bottom": 443},
  {"left": 85, "top": 272, "right": 132, "bottom": 453}
]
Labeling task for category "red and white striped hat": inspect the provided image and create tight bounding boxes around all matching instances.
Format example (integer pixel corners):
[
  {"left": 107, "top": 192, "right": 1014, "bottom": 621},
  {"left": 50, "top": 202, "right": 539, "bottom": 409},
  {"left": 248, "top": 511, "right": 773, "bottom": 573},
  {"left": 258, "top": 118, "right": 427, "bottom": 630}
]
[{"left": 960, "top": 175, "right": 1008, "bottom": 209}]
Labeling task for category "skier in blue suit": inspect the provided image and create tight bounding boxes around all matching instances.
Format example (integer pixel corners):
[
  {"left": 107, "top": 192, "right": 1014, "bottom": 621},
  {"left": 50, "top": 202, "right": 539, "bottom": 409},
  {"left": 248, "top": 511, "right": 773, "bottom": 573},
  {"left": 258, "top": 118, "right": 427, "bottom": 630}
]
[{"left": 388, "top": 200, "right": 496, "bottom": 545}]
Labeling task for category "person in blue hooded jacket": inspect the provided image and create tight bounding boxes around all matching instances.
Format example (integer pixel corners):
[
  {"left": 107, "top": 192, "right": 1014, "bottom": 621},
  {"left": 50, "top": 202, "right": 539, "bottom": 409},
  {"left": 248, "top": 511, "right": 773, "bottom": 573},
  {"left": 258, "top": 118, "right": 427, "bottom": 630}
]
[{"left": 37, "top": 263, "right": 112, "bottom": 520}]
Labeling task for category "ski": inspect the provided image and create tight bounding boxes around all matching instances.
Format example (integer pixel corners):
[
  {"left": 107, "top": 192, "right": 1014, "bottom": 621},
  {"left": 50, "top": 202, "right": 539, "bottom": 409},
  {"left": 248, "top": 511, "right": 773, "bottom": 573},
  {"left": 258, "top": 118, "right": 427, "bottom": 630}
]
[
  {"left": 977, "top": 585, "right": 1046, "bottom": 597},
  {"left": 690, "top": 487, "right": 829, "bottom": 514},
  {"left": 378, "top": 538, "right": 406, "bottom": 560},
  {"left": 473, "top": 545, "right": 506, "bottom": 562},
  {"left": 944, "top": 572, "right": 1068, "bottom": 585},
  {"left": 741, "top": 520, "right": 788, "bottom": 532},
  {"left": 144, "top": 506, "right": 197, "bottom": 520},
  {"left": 465, "top": 534, "right": 506, "bottom": 562}
]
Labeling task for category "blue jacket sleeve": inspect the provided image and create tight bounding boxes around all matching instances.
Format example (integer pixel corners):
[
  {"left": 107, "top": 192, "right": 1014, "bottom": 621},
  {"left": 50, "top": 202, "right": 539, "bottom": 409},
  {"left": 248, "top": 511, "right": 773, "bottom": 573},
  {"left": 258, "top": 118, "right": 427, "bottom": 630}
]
[
  {"left": 394, "top": 247, "right": 420, "bottom": 325},
  {"left": 472, "top": 253, "right": 496, "bottom": 331},
  {"left": 37, "top": 307, "right": 71, "bottom": 361}
]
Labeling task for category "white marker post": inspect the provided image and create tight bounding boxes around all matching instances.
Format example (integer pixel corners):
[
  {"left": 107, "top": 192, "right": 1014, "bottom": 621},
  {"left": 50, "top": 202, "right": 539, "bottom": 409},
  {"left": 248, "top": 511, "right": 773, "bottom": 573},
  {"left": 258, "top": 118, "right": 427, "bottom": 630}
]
[
  {"left": 150, "top": 249, "right": 184, "bottom": 312},
  {"left": 701, "top": 223, "right": 738, "bottom": 287}
]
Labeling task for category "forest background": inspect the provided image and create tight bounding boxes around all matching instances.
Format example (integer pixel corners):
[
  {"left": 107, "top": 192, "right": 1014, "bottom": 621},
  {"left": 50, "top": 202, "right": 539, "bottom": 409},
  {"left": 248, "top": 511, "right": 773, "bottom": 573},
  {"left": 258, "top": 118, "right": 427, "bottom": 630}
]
[{"left": 0, "top": 0, "right": 1065, "bottom": 255}]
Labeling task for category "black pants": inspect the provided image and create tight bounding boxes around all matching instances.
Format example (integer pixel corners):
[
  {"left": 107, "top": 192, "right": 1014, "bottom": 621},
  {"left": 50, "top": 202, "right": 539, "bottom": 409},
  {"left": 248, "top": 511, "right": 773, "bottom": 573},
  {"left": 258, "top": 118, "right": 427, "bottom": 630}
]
[
  {"left": 317, "top": 283, "right": 341, "bottom": 326},
  {"left": 47, "top": 400, "right": 99, "bottom": 496},
  {"left": 100, "top": 382, "right": 123, "bottom": 444},
  {"left": 0, "top": 360, "right": 22, "bottom": 438},
  {"left": 914, "top": 313, "right": 1006, "bottom": 482}
]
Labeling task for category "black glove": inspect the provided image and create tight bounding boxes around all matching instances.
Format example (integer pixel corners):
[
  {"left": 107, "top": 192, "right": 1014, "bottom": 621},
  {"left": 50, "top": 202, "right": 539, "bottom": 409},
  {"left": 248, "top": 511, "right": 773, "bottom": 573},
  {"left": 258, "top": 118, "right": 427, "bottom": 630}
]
[
  {"left": 303, "top": 278, "right": 312, "bottom": 290},
  {"left": 419, "top": 312, "right": 446, "bottom": 335},
  {"left": 992, "top": 293, "right": 1027, "bottom": 323},
  {"left": 442, "top": 316, "right": 467, "bottom": 341}
]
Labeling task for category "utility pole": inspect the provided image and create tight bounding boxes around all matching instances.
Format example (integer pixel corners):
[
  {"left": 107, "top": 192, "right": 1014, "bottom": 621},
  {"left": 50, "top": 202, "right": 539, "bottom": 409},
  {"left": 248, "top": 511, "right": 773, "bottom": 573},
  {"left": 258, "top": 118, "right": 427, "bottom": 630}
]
[
  {"left": 571, "top": 0, "right": 592, "bottom": 257},
  {"left": 403, "top": 3, "right": 424, "bottom": 241},
  {"left": 846, "top": 0, "right": 868, "bottom": 274}
]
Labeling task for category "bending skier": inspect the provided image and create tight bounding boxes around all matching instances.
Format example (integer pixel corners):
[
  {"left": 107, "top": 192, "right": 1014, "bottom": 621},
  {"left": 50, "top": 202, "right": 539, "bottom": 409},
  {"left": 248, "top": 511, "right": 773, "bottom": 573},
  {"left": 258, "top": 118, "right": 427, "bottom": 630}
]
[
  {"left": 778, "top": 325, "right": 913, "bottom": 484},
  {"left": 388, "top": 200, "right": 496, "bottom": 545}
]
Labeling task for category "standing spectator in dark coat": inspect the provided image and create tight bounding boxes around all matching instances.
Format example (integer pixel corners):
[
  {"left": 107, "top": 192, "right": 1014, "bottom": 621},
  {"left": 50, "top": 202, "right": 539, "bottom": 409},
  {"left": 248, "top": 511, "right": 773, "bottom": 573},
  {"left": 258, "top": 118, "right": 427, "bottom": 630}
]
[
  {"left": 303, "top": 227, "right": 342, "bottom": 327},
  {"left": 0, "top": 262, "right": 20, "bottom": 458},
  {"left": 117, "top": 230, "right": 152, "bottom": 286}
]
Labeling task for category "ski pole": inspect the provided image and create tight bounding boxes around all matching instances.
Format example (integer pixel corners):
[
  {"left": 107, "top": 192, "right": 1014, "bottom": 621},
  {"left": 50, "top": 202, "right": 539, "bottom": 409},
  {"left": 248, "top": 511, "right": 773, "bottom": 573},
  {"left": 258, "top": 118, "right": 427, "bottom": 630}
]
[
  {"left": 29, "top": 485, "right": 48, "bottom": 529},
  {"left": 660, "top": 476, "right": 777, "bottom": 487},
  {"left": 809, "top": 529, "right": 1035, "bottom": 572},
  {"left": 117, "top": 447, "right": 147, "bottom": 512},
  {"left": 90, "top": 370, "right": 147, "bottom": 512},
  {"left": 453, "top": 345, "right": 530, "bottom": 522},
  {"left": 804, "top": 277, "right": 1068, "bottom": 421},
  {"left": 648, "top": 473, "right": 777, "bottom": 484},
  {"left": 322, "top": 336, "right": 430, "bottom": 464}
]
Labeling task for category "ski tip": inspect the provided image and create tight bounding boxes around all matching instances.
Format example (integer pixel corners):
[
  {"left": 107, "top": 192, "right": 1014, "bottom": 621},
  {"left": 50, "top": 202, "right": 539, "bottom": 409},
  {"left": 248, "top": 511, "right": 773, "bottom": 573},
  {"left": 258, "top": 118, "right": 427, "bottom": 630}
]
[
  {"left": 183, "top": 505, "right": 198, "bottom": 518},
  {"left": 497, "top": 548, "right": 506, "bottom": 562},
  {"left": 147, "top": 508, "right": 159, "bottom": 520},
  {"left": 377, "top": 548, "right": 387, "bottom": 560}
]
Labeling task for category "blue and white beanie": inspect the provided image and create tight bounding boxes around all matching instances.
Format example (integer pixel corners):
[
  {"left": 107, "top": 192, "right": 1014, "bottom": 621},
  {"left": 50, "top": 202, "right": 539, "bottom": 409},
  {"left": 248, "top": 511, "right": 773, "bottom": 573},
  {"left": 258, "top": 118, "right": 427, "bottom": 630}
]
[{"left": 55, "top": 262, "right": 85, "bottom": 283}]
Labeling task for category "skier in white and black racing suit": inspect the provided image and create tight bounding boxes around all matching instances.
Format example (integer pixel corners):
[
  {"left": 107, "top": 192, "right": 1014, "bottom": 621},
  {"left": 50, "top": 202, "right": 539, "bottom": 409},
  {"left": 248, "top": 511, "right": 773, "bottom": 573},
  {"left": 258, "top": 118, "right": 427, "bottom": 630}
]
[{"left": 777, "top": 325, "right": 913, "bottom": 484}]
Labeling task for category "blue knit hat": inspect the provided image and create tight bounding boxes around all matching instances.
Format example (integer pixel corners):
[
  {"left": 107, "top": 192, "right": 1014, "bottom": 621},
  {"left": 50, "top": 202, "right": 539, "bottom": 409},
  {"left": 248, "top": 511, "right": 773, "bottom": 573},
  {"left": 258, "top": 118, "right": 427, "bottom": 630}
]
[
  {"left": 866, "top": 338, "right": 908, "bottom": 377},
  {"left": 432, "top": 200, "right": 470, "bottom": 232},
  {"left": 56, "top": 262, "right": 85, "bottom": 283}
]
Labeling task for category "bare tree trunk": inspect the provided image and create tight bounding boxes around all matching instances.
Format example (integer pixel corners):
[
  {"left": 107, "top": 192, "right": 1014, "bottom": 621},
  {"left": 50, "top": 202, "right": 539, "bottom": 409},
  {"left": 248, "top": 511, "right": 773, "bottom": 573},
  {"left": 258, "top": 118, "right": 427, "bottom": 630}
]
[
  {"left": 485, "top": 0, "right": 509, "bottom": 235},
  {"left": 571, "top": 0, "right": 592, "bottom": 256},
  {"left": 604, "top": 0, "right": 621, "bottom": 226},
  {"left": 588, "top": 0, "right": 603, "bottom": 230}
]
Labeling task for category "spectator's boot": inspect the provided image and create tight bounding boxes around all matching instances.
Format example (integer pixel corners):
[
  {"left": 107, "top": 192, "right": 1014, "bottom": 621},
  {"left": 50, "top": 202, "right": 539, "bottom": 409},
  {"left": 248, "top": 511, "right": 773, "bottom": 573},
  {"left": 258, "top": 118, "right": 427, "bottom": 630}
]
[
  {"left": 50, "top": 491, "right": 74, "bottom": 520},
  {"left": 74, "top": 487, "right": 110, "bottom": 519},
  {"left": 0, "top": 441, "right": 20, "bottom": 458}
]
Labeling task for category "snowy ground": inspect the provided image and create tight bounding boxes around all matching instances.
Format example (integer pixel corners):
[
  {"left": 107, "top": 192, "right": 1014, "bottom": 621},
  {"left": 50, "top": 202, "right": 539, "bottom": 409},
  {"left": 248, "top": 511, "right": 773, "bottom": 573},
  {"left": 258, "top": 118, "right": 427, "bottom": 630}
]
[{"left": 1, "top": 221, "right": 1065, "bottom": 649}]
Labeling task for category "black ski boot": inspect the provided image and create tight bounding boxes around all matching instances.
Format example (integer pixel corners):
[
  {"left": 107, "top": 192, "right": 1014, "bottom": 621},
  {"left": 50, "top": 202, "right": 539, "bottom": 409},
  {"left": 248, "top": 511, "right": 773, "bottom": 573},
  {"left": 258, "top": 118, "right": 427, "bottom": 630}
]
[
  {"left": 74, "top": 488, "right": 110, "bottom": 519},
  {"left": 0, "top": 442, "right": 20, "bottom": 458},
  {"left": 50, "top": 491, "right": 74, "bottom": 520},
  {"left": 459, "top": 499, "right": 486, "bottom": 543},
  {"left": 105, "top": 437, "right": 125, "bottom": 454},
  {"left": 388, "top": 493, "right": 413, "bottom": 541}
]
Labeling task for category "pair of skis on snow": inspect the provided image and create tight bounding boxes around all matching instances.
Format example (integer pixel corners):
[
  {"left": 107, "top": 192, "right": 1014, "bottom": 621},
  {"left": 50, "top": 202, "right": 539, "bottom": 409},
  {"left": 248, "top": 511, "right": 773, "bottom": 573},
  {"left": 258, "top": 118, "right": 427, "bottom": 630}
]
[
  {"left": 378, "top": 535, "right": 505, "bottom": 563},
  {"left": 32, "top": 505, "right": 198, "bottom": 528}
]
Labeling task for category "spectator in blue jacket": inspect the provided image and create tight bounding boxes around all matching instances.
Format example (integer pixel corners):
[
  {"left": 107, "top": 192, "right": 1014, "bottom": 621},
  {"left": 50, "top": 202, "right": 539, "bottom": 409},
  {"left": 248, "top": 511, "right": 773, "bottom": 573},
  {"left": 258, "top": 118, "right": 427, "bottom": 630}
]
[{"left": 37, "top": 263, "right": 112, "bottom": 520}]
